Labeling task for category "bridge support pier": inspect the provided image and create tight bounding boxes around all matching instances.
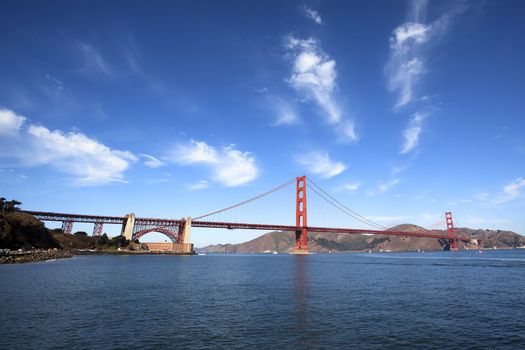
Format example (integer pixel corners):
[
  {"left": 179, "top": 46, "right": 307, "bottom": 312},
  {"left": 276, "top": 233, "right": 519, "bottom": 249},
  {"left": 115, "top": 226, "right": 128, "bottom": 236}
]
[
  {"left": 93, "top": 222, "right": 104, "bottom": 236},
  {"left": 122, "top": 213, "right": 136, "bottom": 240},
  {"left": 61, "top": 220, "right": 73, "bottom": 234},
  {"left": 294, "top": 176, "right": 309, "bottom": 254},
  {"left": 177, "top": 217, "right": 194, "bottom": 254},
  {"left": 182, "top": 217, "right": 192, "bottom": 244}
]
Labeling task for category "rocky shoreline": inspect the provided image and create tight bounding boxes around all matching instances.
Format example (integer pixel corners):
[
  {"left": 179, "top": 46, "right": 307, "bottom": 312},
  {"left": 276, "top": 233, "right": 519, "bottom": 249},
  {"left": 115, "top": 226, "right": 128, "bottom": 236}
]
[{"left": 0, "top": 250, "right": 73, "bottom": 264}]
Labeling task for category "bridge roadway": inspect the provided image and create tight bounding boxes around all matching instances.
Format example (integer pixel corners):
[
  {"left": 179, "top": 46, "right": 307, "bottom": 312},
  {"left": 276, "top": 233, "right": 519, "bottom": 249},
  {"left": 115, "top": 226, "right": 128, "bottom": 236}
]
[{"left": 24, "top": 210, "right": 470, "bottom": 243}]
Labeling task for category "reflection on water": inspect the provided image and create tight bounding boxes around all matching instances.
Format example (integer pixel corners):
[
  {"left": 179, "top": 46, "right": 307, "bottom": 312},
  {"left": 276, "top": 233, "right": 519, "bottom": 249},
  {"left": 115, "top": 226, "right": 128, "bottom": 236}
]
[{"left": 293, "top": 255, "right": 309, "bottom": 347}]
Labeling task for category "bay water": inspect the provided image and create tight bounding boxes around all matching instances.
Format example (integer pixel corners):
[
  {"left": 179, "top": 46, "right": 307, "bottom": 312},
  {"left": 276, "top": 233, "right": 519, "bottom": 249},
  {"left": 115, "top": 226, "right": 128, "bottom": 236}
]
[{"left": 1, "top": 250, "right": 524, "bottom": 349}]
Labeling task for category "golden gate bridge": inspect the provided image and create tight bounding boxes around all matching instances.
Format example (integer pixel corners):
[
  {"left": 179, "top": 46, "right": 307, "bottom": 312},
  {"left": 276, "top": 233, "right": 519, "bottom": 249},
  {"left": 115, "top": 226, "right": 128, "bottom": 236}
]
[{"left": 25, "top": 176, "right": 471, "bottom": 253}]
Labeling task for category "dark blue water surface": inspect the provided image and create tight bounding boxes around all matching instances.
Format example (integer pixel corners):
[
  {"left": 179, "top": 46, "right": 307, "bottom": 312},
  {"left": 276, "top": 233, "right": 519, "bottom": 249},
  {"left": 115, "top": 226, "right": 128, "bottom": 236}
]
[{"left": 1, "top": 250, "right": 525, "bottom": 349}]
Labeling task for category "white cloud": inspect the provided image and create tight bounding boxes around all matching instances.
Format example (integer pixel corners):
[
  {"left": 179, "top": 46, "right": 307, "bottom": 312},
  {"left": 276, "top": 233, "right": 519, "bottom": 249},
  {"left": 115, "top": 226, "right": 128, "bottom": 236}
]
[
  {"left": 391, "top": 23, "right": 430, "bottom": 51},
  {"left": 140, "top": 154, "right": 166, "bottom": 168},
  {"left": 296, "top": 152, "right": 346, "bottom": 179},
  {"left": 26, "top": 125, "right": 138, "bottom": 185},
  {"left": 0, "top": 108, "right": 26, "bottom": 136},
  {"left": 286, "top": 36, "right": 357, "bottom": 142},
  {"left": 188, "top": 180, "right": 209, "bottom": 191},
  {"left": 302, "top": 6, "right": 322, "bottom": 25},
  {"left": 214, "top": 145, "right": 259, "bottom": 186},
  {"left": 0, "top": 109, "right": 137, "bottom": 185},
  {"left": 401, "top": 113, "right": 426, "bottom": 154},
  {"left": 167, "top": 140, "right": 259, "bottom": 187},
  {"left": 169, "top": 140, "right": 220, "bottom": 165}
]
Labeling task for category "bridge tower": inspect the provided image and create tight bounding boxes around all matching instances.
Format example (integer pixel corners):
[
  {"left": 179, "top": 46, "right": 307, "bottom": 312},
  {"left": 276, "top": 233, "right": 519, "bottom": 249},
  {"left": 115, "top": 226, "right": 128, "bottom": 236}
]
[
  {"left": 295, "top": 176, "right": 308, "bottom": 254},
  {"left": 446, "top": 211, "right": 458, "bottom": 251}
]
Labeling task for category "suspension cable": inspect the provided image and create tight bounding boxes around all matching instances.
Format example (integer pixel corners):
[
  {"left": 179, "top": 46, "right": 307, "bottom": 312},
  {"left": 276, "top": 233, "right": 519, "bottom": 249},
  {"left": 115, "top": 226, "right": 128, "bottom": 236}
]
[
  {"left": 307, "top": 178, "right": 387, "bottom": 229},
  {"left": 453, "top": 214, "right": 464, "bottom": 229},
  {"left": 193, "top": 177, "right": 296, "bottom": 220}
]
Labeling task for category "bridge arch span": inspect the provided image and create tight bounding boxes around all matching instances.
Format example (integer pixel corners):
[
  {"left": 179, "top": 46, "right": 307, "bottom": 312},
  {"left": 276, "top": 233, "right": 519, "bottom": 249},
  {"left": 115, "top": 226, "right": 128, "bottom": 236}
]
[{"left": 133, "top": 228, "right": 180, "bottom": 243}]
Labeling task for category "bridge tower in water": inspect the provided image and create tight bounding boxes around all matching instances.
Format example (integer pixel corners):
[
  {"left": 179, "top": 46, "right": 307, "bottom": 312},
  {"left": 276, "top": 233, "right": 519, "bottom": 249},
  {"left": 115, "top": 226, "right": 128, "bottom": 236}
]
[{"left": 295, "top": 176, "right": 309, "bottom": 254}]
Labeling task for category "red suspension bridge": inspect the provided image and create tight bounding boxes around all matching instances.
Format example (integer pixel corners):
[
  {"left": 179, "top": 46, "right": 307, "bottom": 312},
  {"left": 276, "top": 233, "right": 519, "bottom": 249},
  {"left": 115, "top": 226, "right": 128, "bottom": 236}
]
[{"left": 25, "top": 176, "right": 472, "bottom": 253}]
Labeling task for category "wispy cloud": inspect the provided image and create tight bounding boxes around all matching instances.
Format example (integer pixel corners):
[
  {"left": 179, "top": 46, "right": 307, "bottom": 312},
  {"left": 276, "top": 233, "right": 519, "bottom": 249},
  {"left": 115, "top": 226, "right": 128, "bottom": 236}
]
[
  {"left": 368, "top": 164, "right": 407, "bottom": 196},
  {"left": 387, "top": 0, "right": 469, "bottom": 154},
  {"left": 463, "top": 215, "right": 508, "bottom": 226},
  {"left": 296, "top": 151, "right": 346, "bottom": 179},
  {"left": 367, "top": 178, "right": 401, "bottom": 196},
  {"left": 302, "top": 6, "right": 322, "bottom": 25},
  {"left": 453, "top": 178, "right": 525, "bottom": 206},
  {"left": 387, "top": 19, "right": 429, "bottom": 108},
  {"left": 167, "top": 140, "right": 259, "bottom": 187},
  {"left": 188, "top": 180, "right": 209, "bottom": 191},
  {"left": 400, "top": 112, "right": 426, "bottom": 154},
  {"left": 494, "top": 177, "right": 525, "bottom": 204},
  {"left": 366, "top": 215, "right": 414, "bottom": 223},
  {"left": 265, "top": 95, "right": 299, "bottom": 126},
  {"left": 377, "top": 178, "right": 401, "bottom": 193},
  {"left": 0, "top": 108, "right": 137, "bottom": 185},
  {"left": 77, "top": 42, "right": 113, "bottom": 76},
  {"left": 140, "top": 154, "right": 166, "bottom": 168},
  {"left": 387, "top": 0, "right": 465, "bottom": 108},
  {"left": 285, "top": 36, "right": 357, "bottom": 142},
  {"left": 334, "top": 182, "right": 361, "bottom": 192}
]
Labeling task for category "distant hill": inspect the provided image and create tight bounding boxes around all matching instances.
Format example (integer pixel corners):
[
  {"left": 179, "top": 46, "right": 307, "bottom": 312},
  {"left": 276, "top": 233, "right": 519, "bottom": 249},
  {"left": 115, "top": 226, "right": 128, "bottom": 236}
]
[
  {"left": 196, "top": 224, "right": 525, "bottom": 254},
  {"left": 456, "top": 228, "right": 525, "bottom": 248}
]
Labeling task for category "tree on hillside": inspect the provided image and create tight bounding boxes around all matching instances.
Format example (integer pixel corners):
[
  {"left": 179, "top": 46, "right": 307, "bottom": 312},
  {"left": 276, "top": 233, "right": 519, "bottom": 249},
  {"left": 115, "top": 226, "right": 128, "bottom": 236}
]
[
  {"left": 5, "top": 200, "right": 22, "bottom": 213},
  {"left": 1, "top": 198, "right": 22, "bottom": 214}
]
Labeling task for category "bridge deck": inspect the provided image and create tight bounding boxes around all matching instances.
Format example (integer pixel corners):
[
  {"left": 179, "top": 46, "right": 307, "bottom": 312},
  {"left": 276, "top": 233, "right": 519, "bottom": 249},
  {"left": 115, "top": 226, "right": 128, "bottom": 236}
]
[
  {"left": 24, "top": 211, "right": 469, "bottom": 242},
  {"left": 191, "top": 221, "right": 471, "bottom": 242}
]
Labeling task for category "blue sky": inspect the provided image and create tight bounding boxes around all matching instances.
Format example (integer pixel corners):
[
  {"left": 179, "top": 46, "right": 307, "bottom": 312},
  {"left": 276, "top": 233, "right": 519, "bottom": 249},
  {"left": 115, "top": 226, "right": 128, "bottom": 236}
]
[{"left": 1, "top": 0, "right": 524, "bottom": 247}]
